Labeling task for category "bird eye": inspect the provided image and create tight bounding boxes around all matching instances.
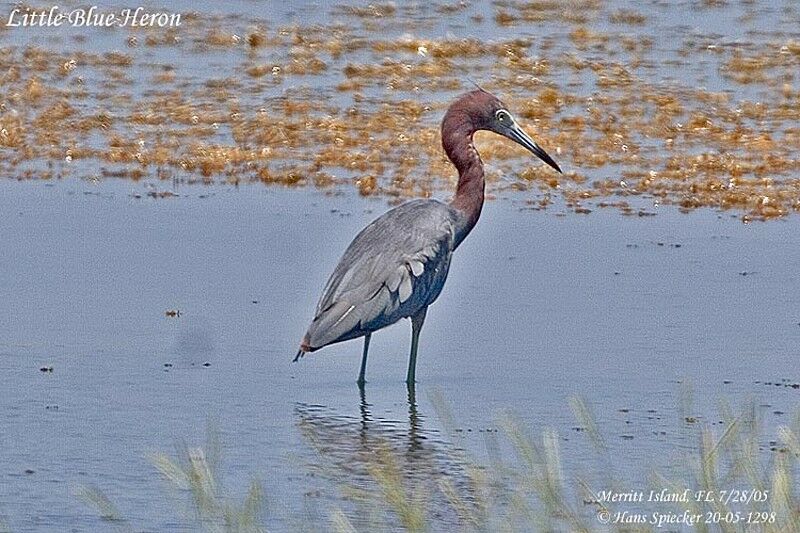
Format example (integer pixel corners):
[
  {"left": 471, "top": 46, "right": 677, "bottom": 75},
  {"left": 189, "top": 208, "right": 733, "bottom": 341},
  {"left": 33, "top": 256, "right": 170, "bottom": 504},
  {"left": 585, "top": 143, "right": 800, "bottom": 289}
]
[{"left": 495, "top": 109, "right": 511, "bottom": 124}]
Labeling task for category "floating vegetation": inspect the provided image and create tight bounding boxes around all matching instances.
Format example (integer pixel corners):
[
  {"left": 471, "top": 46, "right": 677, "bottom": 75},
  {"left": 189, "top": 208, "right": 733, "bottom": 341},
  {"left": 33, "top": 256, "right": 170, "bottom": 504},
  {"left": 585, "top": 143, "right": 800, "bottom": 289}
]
[{"left": 0, "top": 2, "right": 797, "bottom": 221}]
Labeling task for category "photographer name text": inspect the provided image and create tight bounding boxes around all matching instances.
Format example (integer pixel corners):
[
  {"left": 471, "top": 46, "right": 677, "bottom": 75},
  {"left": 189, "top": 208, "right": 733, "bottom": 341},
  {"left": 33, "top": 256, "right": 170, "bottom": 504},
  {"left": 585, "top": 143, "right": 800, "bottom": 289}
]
[{"left": 6, "top": 6, "right": 181, "bottom": 28}]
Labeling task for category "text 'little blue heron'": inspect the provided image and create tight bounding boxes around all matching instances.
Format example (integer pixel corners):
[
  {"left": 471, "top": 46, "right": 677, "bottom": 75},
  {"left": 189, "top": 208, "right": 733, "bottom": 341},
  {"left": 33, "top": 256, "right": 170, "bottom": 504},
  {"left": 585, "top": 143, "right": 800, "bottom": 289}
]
[{"left": 294, "top": 88, "right": 562, "bottom": 387}]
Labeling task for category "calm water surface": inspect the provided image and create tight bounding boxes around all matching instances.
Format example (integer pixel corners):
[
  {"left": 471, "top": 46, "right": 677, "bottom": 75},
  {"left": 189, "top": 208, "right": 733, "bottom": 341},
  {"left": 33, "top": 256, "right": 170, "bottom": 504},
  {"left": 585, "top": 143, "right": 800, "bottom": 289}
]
[
  {"left": 1, "top": 0, "right": 799, "bottom": 530},
  {"left": 1, "top": 179, "right": 798, "bottom": 531}
]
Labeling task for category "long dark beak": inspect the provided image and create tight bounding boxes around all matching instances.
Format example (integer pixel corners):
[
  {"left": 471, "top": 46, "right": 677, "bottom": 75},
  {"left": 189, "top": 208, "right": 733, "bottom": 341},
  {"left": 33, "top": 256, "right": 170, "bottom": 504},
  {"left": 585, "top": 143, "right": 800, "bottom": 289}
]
[{"left": 506, "top": 123, "right": 562, "bottom": 174}]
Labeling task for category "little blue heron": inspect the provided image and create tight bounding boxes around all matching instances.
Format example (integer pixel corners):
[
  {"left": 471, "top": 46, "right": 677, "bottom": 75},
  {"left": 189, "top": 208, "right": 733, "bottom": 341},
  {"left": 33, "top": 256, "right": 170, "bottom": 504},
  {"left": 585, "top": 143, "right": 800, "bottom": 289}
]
[{"left": 294, "top": 88, "right": 562, "bottom": 386}]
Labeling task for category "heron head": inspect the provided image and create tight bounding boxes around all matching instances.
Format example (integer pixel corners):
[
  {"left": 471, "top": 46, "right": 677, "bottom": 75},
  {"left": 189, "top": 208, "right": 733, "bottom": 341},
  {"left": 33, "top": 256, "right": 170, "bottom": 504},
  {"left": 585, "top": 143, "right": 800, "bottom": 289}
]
[
  {"left": 454, "top": 88, "right": 561, "bottom": 172},
  {"left": 485, "top": 98, "right": 562, "bottom": 174},
  {"left": 443, "top": 89, "right": 562, "bottom": 174}
]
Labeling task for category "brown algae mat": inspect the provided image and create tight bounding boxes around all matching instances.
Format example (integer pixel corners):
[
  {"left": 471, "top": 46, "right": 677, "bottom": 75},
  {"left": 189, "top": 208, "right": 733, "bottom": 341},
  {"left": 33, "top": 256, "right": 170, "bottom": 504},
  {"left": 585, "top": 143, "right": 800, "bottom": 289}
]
[{"left": 0, "top": 1, "right": 798, "bottom": 221}]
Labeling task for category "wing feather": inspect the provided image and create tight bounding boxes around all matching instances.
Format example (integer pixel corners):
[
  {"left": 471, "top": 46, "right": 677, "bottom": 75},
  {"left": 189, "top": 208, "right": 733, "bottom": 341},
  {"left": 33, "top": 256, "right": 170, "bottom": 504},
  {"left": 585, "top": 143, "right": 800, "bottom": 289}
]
[
  {"left": 387, "top": 266, "right": 404, "bottom": 292},
  {"left": 408, "top": 259, "right": 424, "bottom": 276},
  {"left": 303, "top": 199, "right": 457, "bottom": 349},
  {"left": 398, "top": 273, "right": 413, "bottom": 303}
]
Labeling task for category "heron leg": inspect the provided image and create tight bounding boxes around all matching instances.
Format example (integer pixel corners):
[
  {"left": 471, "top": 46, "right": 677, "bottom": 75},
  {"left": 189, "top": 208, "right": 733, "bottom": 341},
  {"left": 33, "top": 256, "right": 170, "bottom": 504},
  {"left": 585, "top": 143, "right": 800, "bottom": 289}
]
[
  {"left": 406, "top": 307, "right": 428, "bottom": 386},
  {"left": 357, "top": 332, "right": 371, "bottom": 386}
]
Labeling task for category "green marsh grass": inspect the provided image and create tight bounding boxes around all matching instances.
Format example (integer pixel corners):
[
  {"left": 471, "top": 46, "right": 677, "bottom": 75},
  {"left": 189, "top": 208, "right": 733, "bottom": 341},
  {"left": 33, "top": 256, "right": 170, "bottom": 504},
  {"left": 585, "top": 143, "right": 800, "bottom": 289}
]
[
  {"left": 78, "top": 397, "right": 799, "bottom": 532},
  {"left": 80, "top": 424, "right": 264, "bottom": 533}
]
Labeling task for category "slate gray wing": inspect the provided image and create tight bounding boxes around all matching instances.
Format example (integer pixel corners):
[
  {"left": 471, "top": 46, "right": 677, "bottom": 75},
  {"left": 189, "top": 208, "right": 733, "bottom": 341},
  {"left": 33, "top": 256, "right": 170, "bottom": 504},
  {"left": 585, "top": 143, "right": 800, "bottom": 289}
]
[{"left": 302, "top": 200, "right": 457, "bottom": 350}]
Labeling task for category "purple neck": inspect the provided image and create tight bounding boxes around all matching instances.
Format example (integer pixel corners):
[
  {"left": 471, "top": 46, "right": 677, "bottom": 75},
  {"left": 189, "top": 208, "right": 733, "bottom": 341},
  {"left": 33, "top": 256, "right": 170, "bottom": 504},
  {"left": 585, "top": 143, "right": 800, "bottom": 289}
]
[{"left": 442, "top": 113, "right": 484, "bottom": 247}]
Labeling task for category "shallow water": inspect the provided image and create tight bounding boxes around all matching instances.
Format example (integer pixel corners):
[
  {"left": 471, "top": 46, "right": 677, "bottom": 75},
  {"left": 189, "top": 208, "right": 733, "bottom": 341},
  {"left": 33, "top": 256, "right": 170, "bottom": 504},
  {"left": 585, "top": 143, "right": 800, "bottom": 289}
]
[
  {"left": 1, "top": 0, "right": 799, "bottom": 530},
  {"left": 1, "top": 0, "right": 799, "bottom": 217},
  {"left": 1, "top": 178, "right": 798, "bottom": 530}
]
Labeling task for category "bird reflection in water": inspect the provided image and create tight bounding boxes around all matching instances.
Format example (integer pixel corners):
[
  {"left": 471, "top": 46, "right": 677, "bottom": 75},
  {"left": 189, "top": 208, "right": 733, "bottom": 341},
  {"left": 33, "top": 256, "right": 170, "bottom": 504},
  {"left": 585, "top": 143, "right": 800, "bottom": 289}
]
[{"left": 295, "top": 386, "right": 477, "bottom": 528}]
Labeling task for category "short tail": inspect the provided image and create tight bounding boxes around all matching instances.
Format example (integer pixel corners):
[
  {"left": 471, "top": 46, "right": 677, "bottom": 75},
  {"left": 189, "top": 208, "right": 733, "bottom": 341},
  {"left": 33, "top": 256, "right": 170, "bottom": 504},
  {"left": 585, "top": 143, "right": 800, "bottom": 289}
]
[{"left": 292, "top": 341, "right": 313, "bottom": 362}]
